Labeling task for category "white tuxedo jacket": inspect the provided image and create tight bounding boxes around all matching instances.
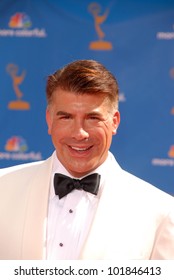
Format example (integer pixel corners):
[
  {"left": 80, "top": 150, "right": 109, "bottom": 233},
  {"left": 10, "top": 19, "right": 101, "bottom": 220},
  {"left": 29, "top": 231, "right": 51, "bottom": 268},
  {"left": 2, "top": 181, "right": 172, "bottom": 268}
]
[{"left": 0, "top": 152, "right": 174, "bottom": 260}]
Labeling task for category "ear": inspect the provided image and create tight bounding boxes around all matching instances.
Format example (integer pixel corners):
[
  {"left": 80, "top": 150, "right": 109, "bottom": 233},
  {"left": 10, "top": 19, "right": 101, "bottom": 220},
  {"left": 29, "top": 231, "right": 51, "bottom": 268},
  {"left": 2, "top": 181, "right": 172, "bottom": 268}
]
[
  {"left": 112, "top": 110, "right": 120, "bottom": 135},
  {"left": 46, "top": 107, "right": 52, "bottom": 135}
]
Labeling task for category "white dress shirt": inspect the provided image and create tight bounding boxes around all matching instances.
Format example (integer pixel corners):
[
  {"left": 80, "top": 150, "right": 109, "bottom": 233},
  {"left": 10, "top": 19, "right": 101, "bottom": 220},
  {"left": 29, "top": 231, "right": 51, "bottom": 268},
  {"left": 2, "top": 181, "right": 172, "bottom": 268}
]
[{"left": 46, "top": 152, "right": 107, "bottom": 259}]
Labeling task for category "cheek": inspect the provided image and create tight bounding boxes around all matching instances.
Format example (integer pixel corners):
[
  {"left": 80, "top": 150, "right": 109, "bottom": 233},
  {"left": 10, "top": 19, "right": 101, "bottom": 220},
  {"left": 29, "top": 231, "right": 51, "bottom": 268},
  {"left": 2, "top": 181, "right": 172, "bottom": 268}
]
[
  {"left": 101, "top": 124, "right": 115, "bottom": 148},
  {"left": 102, "top": 120, "right": 114, "bottom": 136},
  {"left": 51, "top": 125, "right": 68, "bottom": 145},
  {"left": 92, "top": 125, "right": 111, "bottom": 146}
]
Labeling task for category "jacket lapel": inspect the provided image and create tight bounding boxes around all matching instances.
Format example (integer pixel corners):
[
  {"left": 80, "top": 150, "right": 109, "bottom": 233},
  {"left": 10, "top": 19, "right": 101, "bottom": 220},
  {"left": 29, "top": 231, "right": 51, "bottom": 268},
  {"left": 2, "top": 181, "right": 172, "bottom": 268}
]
[
  {"left": 22, "top": 156, "right": 53, "bottom": 259},
  {"left": 80, "top": 155, "right": 121, "bottom": 259}
]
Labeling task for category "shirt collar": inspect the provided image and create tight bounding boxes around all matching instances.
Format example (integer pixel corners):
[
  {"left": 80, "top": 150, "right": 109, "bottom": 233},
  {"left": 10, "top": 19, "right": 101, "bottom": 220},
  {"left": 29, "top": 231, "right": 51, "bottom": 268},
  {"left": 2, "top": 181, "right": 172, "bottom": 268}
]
[{"left": 50, "top": 150, "right": 116, "bottom": 199}]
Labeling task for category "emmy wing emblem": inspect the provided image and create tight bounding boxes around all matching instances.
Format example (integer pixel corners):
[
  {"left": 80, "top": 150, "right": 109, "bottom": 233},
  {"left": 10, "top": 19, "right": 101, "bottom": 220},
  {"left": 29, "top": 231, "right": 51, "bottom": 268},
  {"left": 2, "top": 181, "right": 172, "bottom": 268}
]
[
  {"left": 6, "top": 63, "right": 30, "bottom": 110},
  {"left": 88, "top": 2, "right": 113, "bottom": 50}
]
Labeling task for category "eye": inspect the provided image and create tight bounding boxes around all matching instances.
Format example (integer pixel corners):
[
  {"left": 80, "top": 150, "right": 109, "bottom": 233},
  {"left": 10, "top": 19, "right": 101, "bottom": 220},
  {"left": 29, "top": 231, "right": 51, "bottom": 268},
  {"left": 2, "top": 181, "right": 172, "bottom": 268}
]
[
  {"left": 57, "top": 113, "right": 72, "bottom": 120},
  {"left": 60, "top": 115, "right": 71, "bottom": 119},
  {"left": 89, "top": 116, "right": 99, "bottom": 120},
  {"left": 88, "top": 114, "right": 103, "bottom": 121}
]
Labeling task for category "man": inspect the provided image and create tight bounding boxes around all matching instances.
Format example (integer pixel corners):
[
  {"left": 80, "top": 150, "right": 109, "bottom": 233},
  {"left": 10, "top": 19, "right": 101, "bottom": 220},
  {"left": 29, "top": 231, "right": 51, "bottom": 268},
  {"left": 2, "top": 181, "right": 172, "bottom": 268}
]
[{"left": 0, "top": 59, "right": 174, "bottom": 259}]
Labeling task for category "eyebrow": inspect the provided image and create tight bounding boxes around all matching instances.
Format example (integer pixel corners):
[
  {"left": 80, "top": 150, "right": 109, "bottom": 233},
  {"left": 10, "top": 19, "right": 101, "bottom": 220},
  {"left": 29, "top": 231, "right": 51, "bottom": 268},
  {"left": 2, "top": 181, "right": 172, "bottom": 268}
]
[
  {"left": 56, "top": 111, "right": 71, "bottom": 116},
  {"left": 86, "top": 112, "right": 103, "bottom": 117},
  {"left": 56, "top": 110, "right": 104, "bottom": 118}
]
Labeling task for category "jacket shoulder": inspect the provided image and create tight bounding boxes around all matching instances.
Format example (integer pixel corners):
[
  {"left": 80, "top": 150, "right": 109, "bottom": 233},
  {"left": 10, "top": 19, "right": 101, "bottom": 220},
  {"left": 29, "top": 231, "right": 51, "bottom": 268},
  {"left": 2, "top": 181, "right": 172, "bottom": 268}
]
[
  {"left": 0, "top": 155, "right": 53, "bottom": 184},
  {"left": 0, "top": 160, "right": 44, "bottom": 176}
]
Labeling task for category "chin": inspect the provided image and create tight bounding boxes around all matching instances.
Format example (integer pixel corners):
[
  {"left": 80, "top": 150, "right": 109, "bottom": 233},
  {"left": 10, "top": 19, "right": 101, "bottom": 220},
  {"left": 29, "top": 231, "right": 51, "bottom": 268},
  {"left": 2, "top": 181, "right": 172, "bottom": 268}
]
[{"left": 69, "top": 165, "right": 94, "bottom": 177}]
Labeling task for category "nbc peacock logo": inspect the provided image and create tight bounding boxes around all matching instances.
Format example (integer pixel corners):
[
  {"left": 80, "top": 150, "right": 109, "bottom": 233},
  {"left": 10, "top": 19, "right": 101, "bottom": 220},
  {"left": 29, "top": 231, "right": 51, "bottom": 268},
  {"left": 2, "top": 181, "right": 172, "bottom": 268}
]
[
  {"left": 0, "top": 12, "right": 47, "bottom": 38},
  {"left": 0, "top": 136, "right": 42, "bottom": 162},
  {"left": 5, "top": 136, "right": 28, "bottom": 152},
  {"left": 8, "top": 12, "right": 32, "bottom": 29}
]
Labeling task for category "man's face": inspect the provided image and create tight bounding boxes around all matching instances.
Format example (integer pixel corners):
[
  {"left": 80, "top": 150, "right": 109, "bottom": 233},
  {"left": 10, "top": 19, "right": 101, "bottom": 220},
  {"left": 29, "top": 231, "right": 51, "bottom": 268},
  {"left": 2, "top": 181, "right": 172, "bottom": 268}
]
[{"left": 46, "top": 89, "right": 120, "bottom": 177}]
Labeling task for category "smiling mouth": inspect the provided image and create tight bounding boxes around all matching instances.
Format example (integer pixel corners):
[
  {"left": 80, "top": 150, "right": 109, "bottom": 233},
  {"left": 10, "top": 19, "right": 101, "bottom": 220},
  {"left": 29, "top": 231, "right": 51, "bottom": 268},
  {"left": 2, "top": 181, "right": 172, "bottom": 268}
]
[{"left": 69, "top": 146, "right": 93, "bottom": 152}]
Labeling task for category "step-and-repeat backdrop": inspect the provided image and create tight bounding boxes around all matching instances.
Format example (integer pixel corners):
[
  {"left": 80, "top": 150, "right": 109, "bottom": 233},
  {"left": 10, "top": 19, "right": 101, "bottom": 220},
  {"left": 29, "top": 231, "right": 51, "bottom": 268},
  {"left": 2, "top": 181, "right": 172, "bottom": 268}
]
[{"left": 0, "top": 0, "right": 174, "bottom": 195}]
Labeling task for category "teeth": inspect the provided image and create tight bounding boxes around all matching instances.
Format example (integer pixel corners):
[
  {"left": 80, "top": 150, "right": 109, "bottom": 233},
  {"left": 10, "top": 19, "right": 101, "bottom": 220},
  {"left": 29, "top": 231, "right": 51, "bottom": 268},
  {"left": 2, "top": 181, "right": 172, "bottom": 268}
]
[{"left": 71, "top": 146, "right": 88, "bottom": 151}]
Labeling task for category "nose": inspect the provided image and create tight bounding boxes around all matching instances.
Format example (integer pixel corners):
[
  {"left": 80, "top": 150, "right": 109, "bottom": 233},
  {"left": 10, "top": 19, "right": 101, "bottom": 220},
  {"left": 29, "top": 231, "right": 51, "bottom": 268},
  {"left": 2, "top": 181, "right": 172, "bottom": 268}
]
[{"left": 71, "top": 121, "right": 89, "bottom": 141}]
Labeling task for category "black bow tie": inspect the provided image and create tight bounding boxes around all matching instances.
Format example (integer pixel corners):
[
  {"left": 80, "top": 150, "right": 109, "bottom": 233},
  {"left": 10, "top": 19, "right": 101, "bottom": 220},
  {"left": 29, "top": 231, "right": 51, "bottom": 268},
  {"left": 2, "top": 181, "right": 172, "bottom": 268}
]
[{"left": 54, "top": 173, "right": 101, "bottom": 199}]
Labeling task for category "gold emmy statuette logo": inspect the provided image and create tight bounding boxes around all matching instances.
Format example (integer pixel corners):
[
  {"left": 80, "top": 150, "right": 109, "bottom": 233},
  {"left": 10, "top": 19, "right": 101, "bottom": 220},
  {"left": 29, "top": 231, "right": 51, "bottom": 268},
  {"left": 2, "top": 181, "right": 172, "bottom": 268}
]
[
  {"left": 88, "top": 2, "right": 113, "bottom": 50},
  {"left": 6, "top": 64, "right": 30, "bottom": 110}
]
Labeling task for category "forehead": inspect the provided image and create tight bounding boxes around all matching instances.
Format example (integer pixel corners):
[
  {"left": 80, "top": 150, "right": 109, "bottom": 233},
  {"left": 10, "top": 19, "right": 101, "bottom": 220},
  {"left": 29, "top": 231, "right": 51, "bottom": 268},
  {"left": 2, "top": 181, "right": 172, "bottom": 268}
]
[{"left": 52, "top": 88, "right": 109, "bottom": 109}]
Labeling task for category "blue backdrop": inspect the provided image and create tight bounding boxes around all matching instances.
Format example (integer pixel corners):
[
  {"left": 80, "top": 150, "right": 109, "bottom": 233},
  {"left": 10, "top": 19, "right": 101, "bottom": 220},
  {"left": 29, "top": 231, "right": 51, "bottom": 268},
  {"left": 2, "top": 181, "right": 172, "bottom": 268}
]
[{"left": 0, "top": 0, "right": 174, "bottom": 195}]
